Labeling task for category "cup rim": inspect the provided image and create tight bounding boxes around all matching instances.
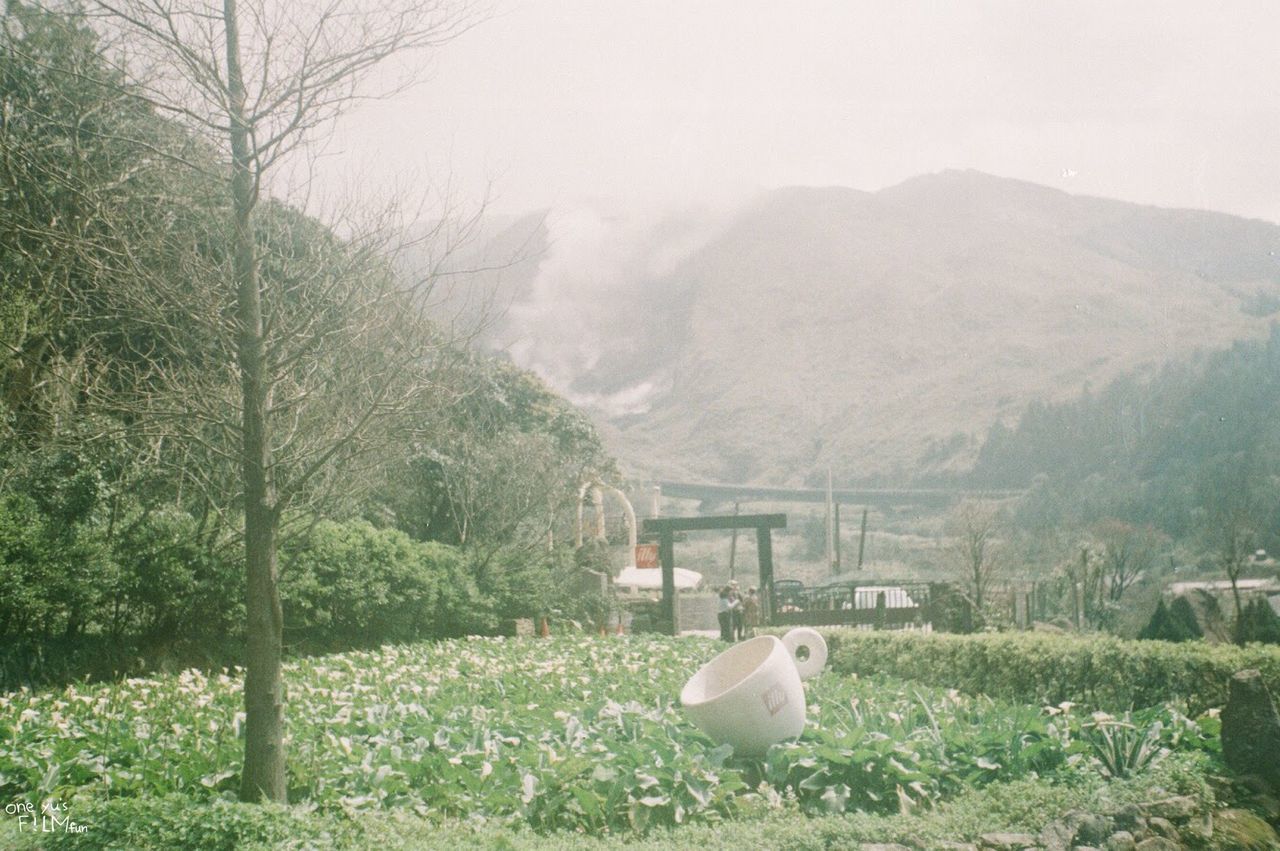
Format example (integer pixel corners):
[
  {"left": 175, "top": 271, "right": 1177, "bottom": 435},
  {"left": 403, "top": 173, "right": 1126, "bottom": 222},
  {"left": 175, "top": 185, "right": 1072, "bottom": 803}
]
[{"left": 680, "top": 634, "right": 784, "bottom": 709}]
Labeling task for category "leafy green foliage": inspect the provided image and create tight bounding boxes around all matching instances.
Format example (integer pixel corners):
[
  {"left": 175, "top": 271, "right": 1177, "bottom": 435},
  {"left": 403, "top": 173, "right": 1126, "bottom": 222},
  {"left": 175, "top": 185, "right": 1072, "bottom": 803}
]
[
  {"left": 1234, "top": 596, "right": 1280, "bottom": 645},
  {"left": 821, "top": 627, "right": 1280, "bottom": 714},
  {"left": 0, "top": 635, "right": 1222, "bottom": 838},
  {"left": 761, "top": 678, "right": 1066, "bottom": 816},
  {"left": 374, "top": 355, "right": 614, "bottom": 551},
  {"left": 1138, "top": 597, "right": 1202, "bottom": 642},
  {"left": 1075, "top": 715, "right": 1167, "bottom": 779},
  {"left": 0, "top": 426, "right": 603, "bottom": 687},
  {"left": 0, "top": 754, "right": 1218, "bottom": 851},
  {"left": 279, "top": 520, "right": 489, "bottom": 649}
]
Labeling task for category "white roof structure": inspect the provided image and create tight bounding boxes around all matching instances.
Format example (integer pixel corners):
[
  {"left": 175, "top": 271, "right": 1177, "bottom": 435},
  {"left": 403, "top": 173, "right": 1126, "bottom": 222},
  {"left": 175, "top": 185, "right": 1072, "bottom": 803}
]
[
  {"left": 845, "top": 585, "right": 918, "bottom": 609},
  {"left": 614, "top": 565, "right": 704, "bottom": 592},
  {"left": 1170, "top": 579, "right": 1279, "bottom": 595}
]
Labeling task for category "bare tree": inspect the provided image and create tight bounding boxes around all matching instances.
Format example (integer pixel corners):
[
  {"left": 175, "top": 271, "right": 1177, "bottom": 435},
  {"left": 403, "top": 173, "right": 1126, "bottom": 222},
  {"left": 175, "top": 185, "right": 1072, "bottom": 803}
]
[
  {"left": 72, "top": 0, "right": 479, "bottom": 802},
  {"left": 1212, "top": 509, "right": 1256, "bottom": 624},
  {"left": 944, "top": 499, "right": 1002, "bottom": 615},
  {"left": 1092, "top": 519, "right": 1165, "bottom": 605},
  {"left": 1198, "top": 458, "right": 1263, "bottom": 624}
]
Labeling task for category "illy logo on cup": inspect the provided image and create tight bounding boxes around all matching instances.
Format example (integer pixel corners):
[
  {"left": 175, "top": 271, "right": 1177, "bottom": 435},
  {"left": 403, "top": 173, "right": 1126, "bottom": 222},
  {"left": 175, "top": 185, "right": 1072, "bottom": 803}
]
[{"left": 761, "top": 682, "right": 788, "bottom": 716}]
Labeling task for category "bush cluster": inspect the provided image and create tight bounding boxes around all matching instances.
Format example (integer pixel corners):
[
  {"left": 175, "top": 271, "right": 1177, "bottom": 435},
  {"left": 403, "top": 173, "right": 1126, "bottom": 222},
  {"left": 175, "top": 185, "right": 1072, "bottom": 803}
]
[
  {"left": 818, "top": 628, "right": 1280, "bottom": 713},
  {"left": 279, "top": 520, "right": 490, "bottom": 650},
  {"left": 0, "top": 489, "right": 242, "bottom": 688},
  {"left": 1234, "top": 597, "right": 1280, "bottom": 645},
  {"left": 1138, "top": 597, "right": 1203, "bottom": 642},
  {"left": 0, "top": 488, "right": 579, "bottom": 688}
]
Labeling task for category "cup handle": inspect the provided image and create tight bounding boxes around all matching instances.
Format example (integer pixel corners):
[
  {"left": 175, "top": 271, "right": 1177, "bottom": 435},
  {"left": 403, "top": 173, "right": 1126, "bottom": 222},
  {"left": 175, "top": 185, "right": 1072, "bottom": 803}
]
[{"left": 781, "top": 628, "right": 827, "bottom": 680}]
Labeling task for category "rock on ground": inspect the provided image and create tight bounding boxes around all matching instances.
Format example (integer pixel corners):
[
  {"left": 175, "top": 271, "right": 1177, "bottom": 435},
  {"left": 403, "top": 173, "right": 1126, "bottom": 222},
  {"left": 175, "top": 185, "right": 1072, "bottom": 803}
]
[
  {"left": 1210, "top": 808, "right": 1280, "bottom": 850},
  {"left": 1132, "top": 839, "right": 1180, "bottom": 851},
  {"left": 1221, "top": 668, "right": 1280, "bottom": 792},
  {"left": 977, "top": 833, "right": 1037, "bottom": 849},
  {"left": 1103, "top": 830, "right": 1136, "bottom": 851}
]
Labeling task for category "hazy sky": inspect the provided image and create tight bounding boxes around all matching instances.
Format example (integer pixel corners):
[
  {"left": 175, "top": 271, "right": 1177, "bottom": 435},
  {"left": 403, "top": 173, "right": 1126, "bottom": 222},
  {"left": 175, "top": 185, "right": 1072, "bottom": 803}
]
[{"left": 320, "top": 0, "right": 1280, "bottom": 222}]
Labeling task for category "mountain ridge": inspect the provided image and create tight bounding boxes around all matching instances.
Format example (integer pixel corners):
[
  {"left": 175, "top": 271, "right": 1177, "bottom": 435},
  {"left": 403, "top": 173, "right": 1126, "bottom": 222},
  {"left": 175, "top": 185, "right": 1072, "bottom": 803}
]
[{"left": 455, "top": 171, "right": 1280, "bottom": 485}]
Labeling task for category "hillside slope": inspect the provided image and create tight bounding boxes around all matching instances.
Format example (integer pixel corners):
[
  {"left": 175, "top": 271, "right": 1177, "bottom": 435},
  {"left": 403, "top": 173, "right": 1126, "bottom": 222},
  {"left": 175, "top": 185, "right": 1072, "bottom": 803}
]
[{"left": 462, "top": 171, "right": 1280, "bottom": 484}]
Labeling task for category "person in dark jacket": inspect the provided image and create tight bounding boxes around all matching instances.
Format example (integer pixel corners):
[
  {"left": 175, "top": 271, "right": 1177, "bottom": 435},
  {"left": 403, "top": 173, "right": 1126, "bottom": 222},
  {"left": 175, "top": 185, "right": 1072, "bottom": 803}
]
[
  {"left": 729, "top": 582, "right": 745, "bottom": 640},
  {"left": 717, "top": 586, "right": 740, "bottom": 641},
  {"left": 742, "top": 587, "right": 761, "bottom": 638}
]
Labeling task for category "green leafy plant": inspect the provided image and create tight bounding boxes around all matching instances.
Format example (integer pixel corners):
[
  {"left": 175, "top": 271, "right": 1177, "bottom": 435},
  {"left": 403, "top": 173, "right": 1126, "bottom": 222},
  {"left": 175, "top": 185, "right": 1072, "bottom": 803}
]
[{"left": 1076, "top": 714, "right": 1167, "bottom": 778}]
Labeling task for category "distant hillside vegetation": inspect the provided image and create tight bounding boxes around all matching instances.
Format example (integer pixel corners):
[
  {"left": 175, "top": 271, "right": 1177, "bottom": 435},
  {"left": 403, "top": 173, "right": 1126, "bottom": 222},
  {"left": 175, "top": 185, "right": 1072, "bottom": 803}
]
[{"left": 969, "top": 325, "right": 1280, "bottom": 553}]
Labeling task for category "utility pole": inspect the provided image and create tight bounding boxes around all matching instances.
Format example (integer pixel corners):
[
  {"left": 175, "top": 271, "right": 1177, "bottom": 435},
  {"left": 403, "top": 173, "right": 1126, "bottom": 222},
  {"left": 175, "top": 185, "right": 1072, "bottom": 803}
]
[
  {"left": 825, "top": 469, "right": 835, "bottom": 574},
  {"left": 1076, "top": 547, "right": 1088, "bottom": 630},
  {"left": 856, "top": 507, "right": 869, "bottom": 570},
  {"left": 728, "top": 501, "right": 740, "bottom": 580},
  {"left": 834, "top": 502, "right": 842, "bottom": 573}
]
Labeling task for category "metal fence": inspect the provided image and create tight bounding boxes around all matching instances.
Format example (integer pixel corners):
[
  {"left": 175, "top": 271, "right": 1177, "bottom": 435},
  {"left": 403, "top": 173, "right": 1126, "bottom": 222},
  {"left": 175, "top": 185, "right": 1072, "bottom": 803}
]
[{"left": 769, "top": 580, "right": 941, "bottom": 630}]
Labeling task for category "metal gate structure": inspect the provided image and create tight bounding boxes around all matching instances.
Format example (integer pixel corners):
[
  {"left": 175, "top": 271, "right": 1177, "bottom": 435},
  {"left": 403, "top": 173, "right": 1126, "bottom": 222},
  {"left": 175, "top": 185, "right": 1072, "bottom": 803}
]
[{"left": 641, "top": 513, "right": 787, "bottom": 636}]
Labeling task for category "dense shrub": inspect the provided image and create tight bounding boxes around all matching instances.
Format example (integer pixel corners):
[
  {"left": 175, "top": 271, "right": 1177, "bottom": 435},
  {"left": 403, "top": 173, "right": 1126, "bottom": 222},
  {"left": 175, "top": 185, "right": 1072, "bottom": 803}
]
[
  {"left": 1, "top": 497, "right": 596, "bottom": 687},
  {"left": 109, "top": 509, "right": 242, "bottom": 646},
  {"left": 0, "top": 492, "right": 105, "bottom": 642},
  {"left": 474, "top": 544, "right": 583, "bottom": 625},
  {"left": 279, "top": 520, "right": 490, "bottom": 650},
  {"left": 1169, "top": 596, "right": 1206, "bottom": 640},
  {"left": 1234, "top": 596, "right": 1280, "bottom": 645},
  {"left": 0, "top": 491, "right": 243, "bottom": 688},
  {"left": 817, "top": 628, "right": 1280, "bottom": 713},
  {"left": 1138, "top": 597, "right": 1202, "bottom": 642}
]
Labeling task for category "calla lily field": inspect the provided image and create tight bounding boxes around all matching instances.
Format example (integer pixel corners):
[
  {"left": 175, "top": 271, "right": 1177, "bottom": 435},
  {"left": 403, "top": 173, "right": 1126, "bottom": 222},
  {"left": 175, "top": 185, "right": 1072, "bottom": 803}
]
[{"left": 0, "top": 634, "right": 1222, "bottom": 838}]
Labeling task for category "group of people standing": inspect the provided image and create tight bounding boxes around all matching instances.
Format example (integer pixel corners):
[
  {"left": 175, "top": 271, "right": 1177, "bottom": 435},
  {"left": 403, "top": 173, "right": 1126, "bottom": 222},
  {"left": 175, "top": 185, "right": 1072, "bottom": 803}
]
[{"left": 716, "top": 582, "right": 760, "bottom": 642}]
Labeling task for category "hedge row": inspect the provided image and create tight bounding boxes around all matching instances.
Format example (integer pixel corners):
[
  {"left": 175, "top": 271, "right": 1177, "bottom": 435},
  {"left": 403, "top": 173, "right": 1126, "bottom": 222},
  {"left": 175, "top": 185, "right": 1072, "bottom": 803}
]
[{"left": 813, "top": 628, "right": 1280, "bottom": 713}]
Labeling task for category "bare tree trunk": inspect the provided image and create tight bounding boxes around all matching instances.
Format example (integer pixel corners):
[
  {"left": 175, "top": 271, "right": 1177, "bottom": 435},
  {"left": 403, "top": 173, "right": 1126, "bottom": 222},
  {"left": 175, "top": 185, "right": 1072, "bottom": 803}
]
[
  {"left": 1229, "top": 569, "right": 1243, "bottom": 623},
  {"left": 84, "top": 0, "right": 481, "bottom": 805},
  {"left": 225, "top": 0, "right": 285, "bottom": 803},
  {"left": 1225, "top": 527, "right": 1246, "bottom": 624}
]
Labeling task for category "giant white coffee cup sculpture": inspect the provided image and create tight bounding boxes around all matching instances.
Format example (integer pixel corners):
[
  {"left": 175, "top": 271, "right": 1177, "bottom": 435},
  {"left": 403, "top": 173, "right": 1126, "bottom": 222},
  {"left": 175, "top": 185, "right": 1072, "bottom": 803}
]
[{"left": 680, "top": 628, "right": 828, "bottom": 755}]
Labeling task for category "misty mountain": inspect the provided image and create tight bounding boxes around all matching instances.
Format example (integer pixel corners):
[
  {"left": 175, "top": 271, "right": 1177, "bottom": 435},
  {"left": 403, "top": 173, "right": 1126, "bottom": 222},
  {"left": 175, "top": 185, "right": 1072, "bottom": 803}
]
[{"left": 451, "top": 170, "right": 1280, "bottom": 485}]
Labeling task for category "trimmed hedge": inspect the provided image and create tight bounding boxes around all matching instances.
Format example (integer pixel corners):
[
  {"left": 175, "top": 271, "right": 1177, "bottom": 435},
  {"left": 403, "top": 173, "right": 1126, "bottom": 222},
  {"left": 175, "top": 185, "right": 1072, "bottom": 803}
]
[{"left": 811, "top": 628, "right": 1280, "bottom": 713}]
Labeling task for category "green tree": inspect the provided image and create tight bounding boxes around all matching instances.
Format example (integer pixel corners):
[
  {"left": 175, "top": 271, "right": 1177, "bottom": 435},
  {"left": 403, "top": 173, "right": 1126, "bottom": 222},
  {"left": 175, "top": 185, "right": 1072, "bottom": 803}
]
[
  {"left": 1167, "top": 596, "right": 1204, "bottom": 641},
  {"left": 378, "top": 356, "right": 615, "bottom": 556},
  {"left": 1234, "top": 596, "right": 1280, "bottom": 646},
  {"left": 1137, "top": 597, "right": 1201, "bottom": 642}
]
